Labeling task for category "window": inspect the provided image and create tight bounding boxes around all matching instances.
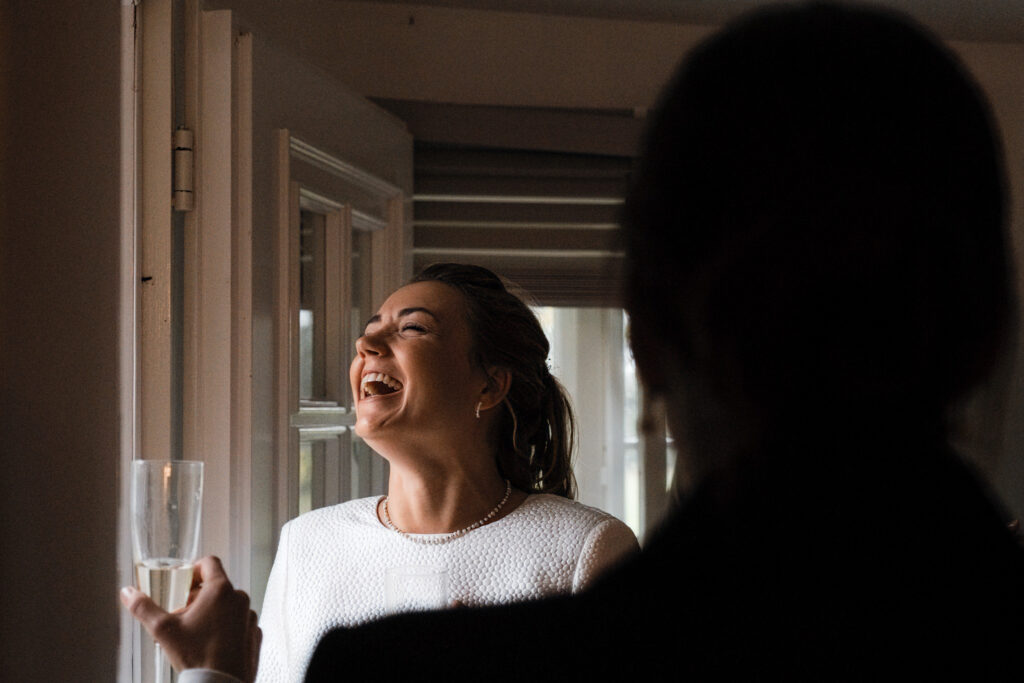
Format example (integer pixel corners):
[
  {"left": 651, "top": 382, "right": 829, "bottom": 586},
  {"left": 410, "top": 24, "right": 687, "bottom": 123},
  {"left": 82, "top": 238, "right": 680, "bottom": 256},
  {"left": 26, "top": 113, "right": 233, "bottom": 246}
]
[
  {"left": 260, "top": 128, "right": 410, "bottom": 611},
  {"left": 535, "top": 307, "right": 675, "bottom": 541},
  {"left": 292, "top": 204, "right": 382, "bottom": 517}
]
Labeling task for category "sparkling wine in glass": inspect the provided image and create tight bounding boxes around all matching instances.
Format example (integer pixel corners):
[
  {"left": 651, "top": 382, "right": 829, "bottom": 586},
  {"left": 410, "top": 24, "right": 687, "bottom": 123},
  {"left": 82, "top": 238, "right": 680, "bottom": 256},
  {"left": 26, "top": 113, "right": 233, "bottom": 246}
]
[{"left": 131, "top": 460, "right": 204, "bottom": 682}]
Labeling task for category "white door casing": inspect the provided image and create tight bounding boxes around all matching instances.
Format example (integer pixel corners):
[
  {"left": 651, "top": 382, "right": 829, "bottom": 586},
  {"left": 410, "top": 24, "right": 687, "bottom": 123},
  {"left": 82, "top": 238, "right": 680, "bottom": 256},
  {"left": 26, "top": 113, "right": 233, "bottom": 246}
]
[
  {"left": 241, "top": 16, "right": 413, "bottom": 611},
  {"left": 153, "top": 4, "right": 412, "bottom": 618}
]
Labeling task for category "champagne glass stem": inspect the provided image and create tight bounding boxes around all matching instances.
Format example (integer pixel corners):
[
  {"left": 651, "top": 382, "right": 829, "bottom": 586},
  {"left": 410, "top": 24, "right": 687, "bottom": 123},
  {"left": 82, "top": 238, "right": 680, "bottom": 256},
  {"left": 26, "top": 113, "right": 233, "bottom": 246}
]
[{"left": 155, "top": 643, "right": 171, "bottom": 683}]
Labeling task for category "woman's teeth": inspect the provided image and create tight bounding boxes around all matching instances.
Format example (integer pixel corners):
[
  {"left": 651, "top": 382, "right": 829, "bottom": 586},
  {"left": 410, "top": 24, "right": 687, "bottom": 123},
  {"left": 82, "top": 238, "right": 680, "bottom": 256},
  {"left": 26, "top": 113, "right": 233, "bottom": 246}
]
[{"left": 361, "top": 372, "right": 402, "bottom": 397}]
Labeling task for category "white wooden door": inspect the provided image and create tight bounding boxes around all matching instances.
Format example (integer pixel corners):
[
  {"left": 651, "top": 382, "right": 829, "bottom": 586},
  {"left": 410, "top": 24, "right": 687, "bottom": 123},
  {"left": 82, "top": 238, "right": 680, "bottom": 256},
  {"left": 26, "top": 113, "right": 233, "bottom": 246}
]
[{"left": 183, "top": 8, "right": 413, "bottom": 613}]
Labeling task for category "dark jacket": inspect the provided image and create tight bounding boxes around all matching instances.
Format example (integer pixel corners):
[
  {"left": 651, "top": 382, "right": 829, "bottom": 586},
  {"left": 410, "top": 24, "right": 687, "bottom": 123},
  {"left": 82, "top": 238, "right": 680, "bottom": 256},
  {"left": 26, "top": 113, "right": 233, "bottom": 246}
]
[{"left": 306, "top": 441, "right": 1024, "bottom": 680}]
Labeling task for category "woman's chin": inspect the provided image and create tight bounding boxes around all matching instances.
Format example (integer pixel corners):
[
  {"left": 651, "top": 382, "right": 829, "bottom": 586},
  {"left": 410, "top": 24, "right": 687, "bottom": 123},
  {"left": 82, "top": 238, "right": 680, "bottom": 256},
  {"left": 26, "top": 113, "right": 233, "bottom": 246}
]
[
  {"left": 354, "top": 399, "right": 392, "bottom": 424},
  {"left": 353, "top": 413, "right": 398, "bottom": 443},
  {"left": 354, "top": 419, "right": 382, "bottom": 438}
]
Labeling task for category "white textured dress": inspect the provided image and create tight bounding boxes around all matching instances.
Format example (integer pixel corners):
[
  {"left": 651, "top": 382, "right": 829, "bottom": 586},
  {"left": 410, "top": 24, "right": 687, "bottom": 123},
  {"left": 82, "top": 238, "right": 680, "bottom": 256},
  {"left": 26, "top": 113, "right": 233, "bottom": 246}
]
[{"left": 255, "top": 493, "right": 639, "bottom": 683}]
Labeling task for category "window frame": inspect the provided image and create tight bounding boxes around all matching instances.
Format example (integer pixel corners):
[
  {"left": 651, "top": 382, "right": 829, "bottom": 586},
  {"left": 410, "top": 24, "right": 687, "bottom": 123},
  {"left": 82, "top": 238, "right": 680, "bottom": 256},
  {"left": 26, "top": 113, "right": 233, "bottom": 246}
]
[{"left": 274, "top": 131, "right": 405, "bottom": 542}]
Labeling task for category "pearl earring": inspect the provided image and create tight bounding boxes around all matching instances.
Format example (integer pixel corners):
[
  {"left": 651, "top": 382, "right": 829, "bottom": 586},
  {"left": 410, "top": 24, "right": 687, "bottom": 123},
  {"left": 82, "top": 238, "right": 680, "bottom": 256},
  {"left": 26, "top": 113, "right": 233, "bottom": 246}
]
[{"left": 475, "top": 401, "right": 482, "bottom": 419}]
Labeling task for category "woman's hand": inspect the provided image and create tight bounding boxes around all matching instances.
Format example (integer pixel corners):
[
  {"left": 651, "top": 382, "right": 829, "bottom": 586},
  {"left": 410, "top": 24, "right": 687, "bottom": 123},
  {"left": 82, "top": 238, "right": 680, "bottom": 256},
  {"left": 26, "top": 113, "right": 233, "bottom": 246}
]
[{"left": 121, "top": 555, "right": 262, "bottom": 683}]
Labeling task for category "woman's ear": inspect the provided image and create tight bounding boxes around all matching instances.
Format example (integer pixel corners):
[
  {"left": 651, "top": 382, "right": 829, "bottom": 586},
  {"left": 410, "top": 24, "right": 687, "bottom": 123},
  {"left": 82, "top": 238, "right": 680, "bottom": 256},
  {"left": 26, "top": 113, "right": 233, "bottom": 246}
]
[{"left": 479, "top": 367, "right": 512, "bottom": 411}]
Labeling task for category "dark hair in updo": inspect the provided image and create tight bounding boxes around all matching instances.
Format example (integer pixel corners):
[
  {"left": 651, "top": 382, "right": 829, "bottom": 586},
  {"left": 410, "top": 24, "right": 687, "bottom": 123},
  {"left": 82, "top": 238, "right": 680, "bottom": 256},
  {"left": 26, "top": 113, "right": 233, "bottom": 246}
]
[{"left": 410, "top": 263, "right": 577, "bottom": 498}]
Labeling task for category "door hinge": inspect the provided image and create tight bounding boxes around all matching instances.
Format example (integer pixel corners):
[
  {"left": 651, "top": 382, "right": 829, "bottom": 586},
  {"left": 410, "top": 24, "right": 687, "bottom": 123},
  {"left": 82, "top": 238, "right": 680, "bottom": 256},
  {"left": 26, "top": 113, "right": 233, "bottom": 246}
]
[{"left": 173, "top": 127, "right": 194, "bottom": 212}]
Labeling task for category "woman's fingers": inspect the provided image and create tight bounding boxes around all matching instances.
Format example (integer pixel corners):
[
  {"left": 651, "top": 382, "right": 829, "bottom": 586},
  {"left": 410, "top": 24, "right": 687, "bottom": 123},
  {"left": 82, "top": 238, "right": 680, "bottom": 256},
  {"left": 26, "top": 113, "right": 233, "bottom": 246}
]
[
  {"left": 120, "top": 586, "right": 168, "bottom": 635},
  {"left": 191, "top": 555, "right": 229, "bottom": 589},
  {"left": 120, "top": 556, "right": 262, "bottom": 682}
]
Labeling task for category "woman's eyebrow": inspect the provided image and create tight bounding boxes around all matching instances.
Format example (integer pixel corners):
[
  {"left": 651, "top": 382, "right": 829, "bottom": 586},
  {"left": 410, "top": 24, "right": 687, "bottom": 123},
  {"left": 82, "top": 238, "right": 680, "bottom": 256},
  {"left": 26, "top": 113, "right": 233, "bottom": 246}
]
[{"left": 362, "top": 307, "right": 439, "bottom": 330}]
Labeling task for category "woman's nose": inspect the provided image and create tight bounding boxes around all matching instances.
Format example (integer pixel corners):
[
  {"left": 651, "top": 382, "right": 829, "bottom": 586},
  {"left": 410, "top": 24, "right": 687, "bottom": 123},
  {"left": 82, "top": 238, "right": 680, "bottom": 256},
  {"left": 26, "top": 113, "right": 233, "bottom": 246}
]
[{"left": 355, "top": 331, "right": 387, "bottom": 357}]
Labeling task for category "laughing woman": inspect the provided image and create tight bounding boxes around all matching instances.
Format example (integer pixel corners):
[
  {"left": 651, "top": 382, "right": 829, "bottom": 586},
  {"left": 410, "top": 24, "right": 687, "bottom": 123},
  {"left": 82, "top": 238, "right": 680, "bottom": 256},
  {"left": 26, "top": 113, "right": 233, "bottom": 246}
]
[{"left": 255, "top": 263, "right": 639, "bottom": 683}]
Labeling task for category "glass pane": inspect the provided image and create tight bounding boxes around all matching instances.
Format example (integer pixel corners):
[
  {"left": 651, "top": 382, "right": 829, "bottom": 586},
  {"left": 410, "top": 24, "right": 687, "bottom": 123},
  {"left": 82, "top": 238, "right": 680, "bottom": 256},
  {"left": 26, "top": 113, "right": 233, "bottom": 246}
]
[
  {"left": 623, "top": 312, "right": 639, "bottom": 443},
  {"left": 348, "top": 228, "right": 373, "bottom": 407},
  {"left": 623, "top": 443, "right": 641, "bottom": 533},
  {"left": 622, "top": 311, "right": 643, "bottom": 536},
  {"left": 666, "top": 435, "right": 677, "bottom": 492},
  {"left": 350, "top": 430, "right": 375, "bottom": 500},
  {"left": 299, "top": 439, "right": 337, "bottom": 513},
  {"left": 298, "top": 441, "right": 313, "bottom": 515},
  {"left": 299, "top": 309, "right": 314, "bottom": 400},
  {"left": 534, "top": 306, "right": 645, "bottom": 538},
  {"left": 299, "top": 210, "right": 324, "bottom": 401}
]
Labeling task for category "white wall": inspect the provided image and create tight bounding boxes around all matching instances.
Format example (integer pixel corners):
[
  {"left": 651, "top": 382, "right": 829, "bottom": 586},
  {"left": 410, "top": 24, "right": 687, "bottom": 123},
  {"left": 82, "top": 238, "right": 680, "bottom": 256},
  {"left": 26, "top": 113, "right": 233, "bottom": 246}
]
[
  {"left": 0, "top": 2, "right": 124, "bottom": 680},
  {"left": 207, "top": 0, "right": 713, "bottom": 111}
]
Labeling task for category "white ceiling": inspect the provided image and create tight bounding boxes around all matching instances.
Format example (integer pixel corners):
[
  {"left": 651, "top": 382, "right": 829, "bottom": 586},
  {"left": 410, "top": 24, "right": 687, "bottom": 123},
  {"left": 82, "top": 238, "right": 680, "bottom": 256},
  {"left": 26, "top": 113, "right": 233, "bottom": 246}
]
[
  {"left": 210, "top": 0, "right": 1023, "bottom": 132},
  {"left": 336, "top": 0, "right": 1024, "bottom": 42}
]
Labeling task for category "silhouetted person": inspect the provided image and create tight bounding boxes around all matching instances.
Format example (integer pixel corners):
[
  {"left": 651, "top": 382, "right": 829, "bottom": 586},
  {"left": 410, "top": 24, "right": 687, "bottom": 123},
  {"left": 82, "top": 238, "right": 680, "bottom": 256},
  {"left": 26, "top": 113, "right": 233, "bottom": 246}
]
[
  {"left": 124, "top": 3, "right": 1024, "bottom": 679},
  {"left": 308, "top": 4, "right": 1024, "bottom": 677}
]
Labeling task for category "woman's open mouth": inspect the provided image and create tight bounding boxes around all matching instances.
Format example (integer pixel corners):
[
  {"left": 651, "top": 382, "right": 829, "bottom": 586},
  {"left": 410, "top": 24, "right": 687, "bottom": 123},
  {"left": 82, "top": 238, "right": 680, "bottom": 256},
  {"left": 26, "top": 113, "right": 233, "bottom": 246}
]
[{"left": 360, "top": 372, "right": 403, "bottom": 398}]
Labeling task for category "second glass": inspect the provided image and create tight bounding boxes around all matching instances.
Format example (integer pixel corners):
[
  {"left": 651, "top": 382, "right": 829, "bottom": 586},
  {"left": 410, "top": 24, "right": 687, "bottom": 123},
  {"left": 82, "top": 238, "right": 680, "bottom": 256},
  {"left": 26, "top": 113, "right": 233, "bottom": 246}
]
[{"left": 384, "top": 565, "right": 449, "bottom": 615}]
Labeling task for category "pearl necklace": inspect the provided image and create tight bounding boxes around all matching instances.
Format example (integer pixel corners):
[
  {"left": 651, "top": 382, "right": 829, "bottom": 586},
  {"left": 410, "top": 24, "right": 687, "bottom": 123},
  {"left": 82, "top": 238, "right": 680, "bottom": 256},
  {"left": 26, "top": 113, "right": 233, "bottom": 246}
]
[{"left": 381, "top": 480, "right": 512, "bottom": 545}]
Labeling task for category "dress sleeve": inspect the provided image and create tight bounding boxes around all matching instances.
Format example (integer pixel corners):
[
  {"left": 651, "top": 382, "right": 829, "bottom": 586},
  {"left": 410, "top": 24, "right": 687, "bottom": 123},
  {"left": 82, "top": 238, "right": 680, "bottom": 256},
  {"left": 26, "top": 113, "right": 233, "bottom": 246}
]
[
  {"left": 571, "top": 518, "right": 640, "bottom": 592},
  {"left": 255, "top": 523, "right": 292, "bottom": 683}
]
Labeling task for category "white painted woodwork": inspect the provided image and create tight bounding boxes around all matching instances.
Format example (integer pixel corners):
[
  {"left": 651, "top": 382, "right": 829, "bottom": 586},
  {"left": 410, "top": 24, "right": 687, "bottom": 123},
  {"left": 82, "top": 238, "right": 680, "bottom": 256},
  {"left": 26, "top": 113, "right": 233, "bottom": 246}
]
[
  {"left": 119, "top": 5, "right": 141, "bottom": 681},
  {"left": 269, "top": 169, "right": 303, "bottom": 537},
  {"left": 232, "top": 29, "right": 256, "bottom": 592},
  {"left": 326, "top": 209, "right": 353, "bottom": 406},
  {"left": 179, "top": 9, "right": 255, "bottom": 591},
  {"left": 243, "top": 38, "right": 414, "bottom": 601},
  {"left": 138, "top": 0, "right": 174, "bottom": 462},
  {"left": 273, "top": 132, "right": 407, "bottom": 530}
]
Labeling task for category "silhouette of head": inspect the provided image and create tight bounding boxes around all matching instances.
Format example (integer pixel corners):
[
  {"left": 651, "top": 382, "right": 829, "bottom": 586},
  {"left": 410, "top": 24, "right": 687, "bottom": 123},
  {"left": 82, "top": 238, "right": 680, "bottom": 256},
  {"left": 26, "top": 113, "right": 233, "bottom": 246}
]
[{"left": 624, "top": 3, "right": 1012, "bottom": 466}]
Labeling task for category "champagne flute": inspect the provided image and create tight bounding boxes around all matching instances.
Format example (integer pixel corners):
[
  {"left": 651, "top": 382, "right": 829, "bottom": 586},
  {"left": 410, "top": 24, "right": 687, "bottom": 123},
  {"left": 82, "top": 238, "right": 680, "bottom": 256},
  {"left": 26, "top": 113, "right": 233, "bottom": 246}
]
[{"left": 131, "top": 460, "right": 204, "bottom": 683}]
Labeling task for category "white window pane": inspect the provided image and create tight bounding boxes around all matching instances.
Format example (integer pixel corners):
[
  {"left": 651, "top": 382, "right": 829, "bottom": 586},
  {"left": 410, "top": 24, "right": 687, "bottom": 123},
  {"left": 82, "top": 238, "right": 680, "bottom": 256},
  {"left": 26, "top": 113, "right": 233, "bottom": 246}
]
[
  {"left": 530, "top": 306, "right": 663, "bottom": 541},
  {"left": 299, "top": 309, "right": 314, "bottom": 401},
  {"left": 666, "top": 436, "right": 677, "bottom": 492},
  {"left": 623, "top": 443, "right": 641, "bottom": 536},
  {"left": 349, "top": 229, "right": 373, "bottom": 378},
  {"left": 350, "top": 431, "right": 375, "bottom": 500},
  {"left": 623, "top": 312, "right": 639, "bottom": 443},
  {"left": 298, "top": 440, "right": 313, "bottom": 515}
]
